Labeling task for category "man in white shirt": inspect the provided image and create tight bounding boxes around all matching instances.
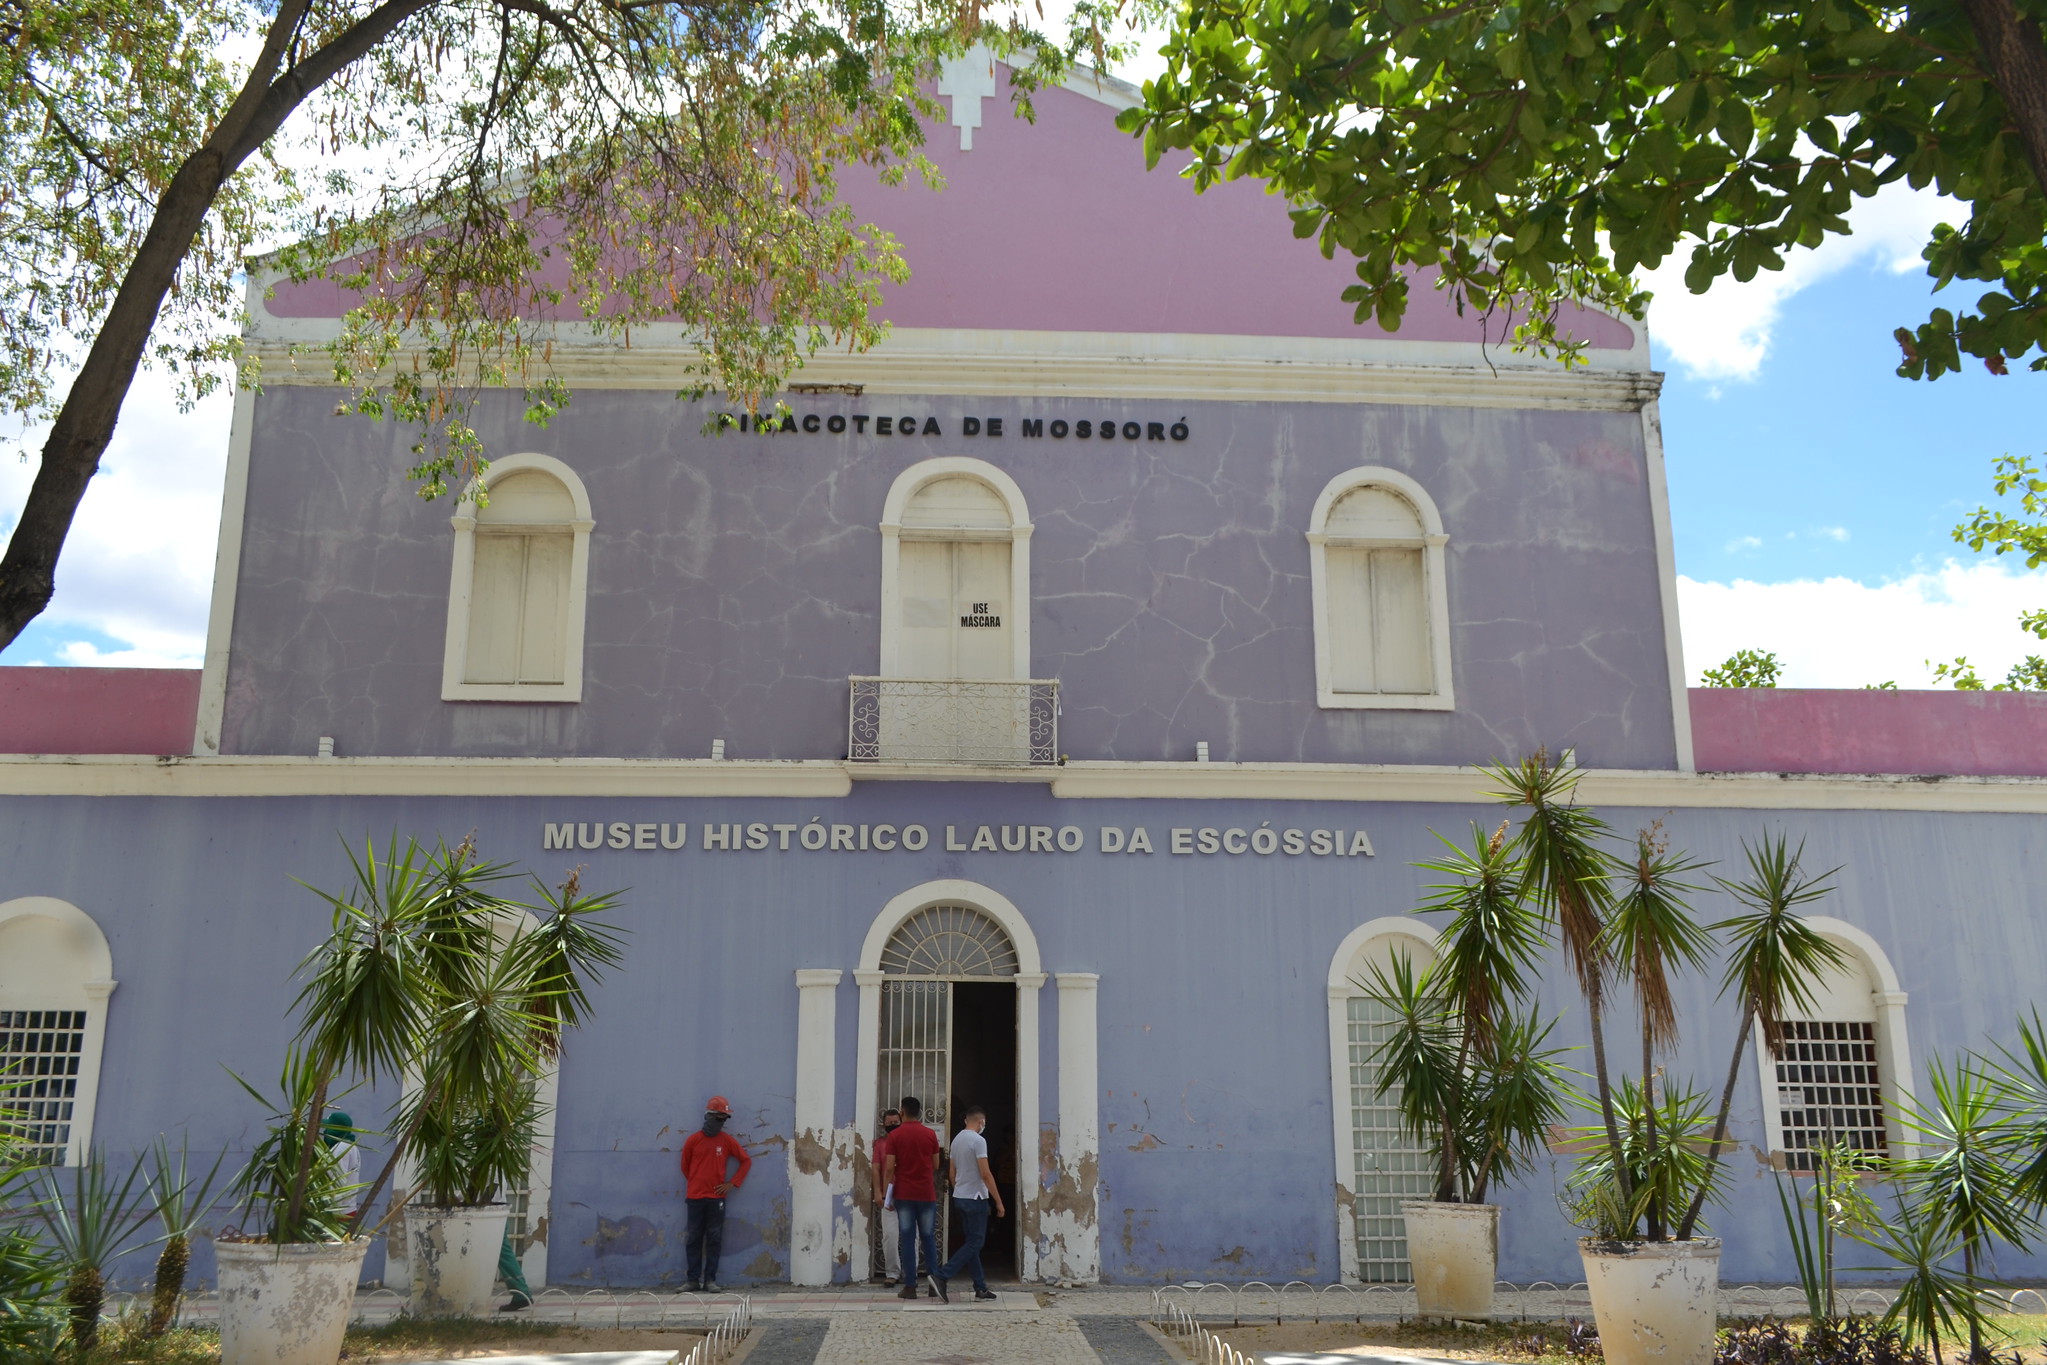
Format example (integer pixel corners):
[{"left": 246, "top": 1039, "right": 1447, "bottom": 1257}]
[{"left": 931, "top": 1107, "right": 1004, "bottom": 1303}]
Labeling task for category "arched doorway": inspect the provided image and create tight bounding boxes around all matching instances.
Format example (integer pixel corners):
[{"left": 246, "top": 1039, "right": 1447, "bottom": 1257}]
[
  {"left": 1327, "top": 918, "right": 1439, "bottom": 1284},
  {"left": 876, "top": 903, "right": 1021, "bottom": 1278}
]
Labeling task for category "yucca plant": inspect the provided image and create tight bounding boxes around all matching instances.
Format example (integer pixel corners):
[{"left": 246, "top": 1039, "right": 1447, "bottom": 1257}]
[
  {"left": 0, "top": 1130, "right": 66, "bottom": 1365},
  {"left": 141, "top": 1137, "right": 227, "bottom": 1337},
  {"left": 1983, "top": 1008, "right": 2047, "bottom": 1212},
  {"left": 1848, "top": 1192, "right": 1995, "bottom": 1365},
  {"left": 1489, "top": 752, "right": 1852, "bottom": 1246},
  {"left": 1488, "top": 754, "right": 1629, "bottom": 1199},
  {"left": 1366, "top": 820, "right": 1570, "bottom": 1204},
  {"left": 231, "top": 835, "right": 625, "bottom": 1245},
  {"left": 228, "top": 1055, "right": 359, "bottom": 1245},
  {"left": 1891, "top": 1059, "right": 2034, "bottom": 1362},
  {"left": 1602, "top": 822, "right": 1715, "bottom": 1240},
  {"left": 1563, "top": 1078, "right": 1731, "bottom": 1243},
  {"left": 1676, "top": 833, "right": 1848, "bottom": 1239},
  {"left": 34, "top": 1148, "right": 150, "bottom": 1354}
]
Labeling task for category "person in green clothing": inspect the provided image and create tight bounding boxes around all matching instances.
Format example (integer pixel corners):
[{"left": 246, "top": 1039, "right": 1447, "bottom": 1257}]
[{"left": 498, "top": 1225, "right": 533, "bottom": 1311}]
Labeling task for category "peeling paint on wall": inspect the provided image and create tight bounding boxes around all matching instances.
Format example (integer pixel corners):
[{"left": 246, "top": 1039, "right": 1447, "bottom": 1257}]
[
  {"left": 792, "top": 1129, "right": 832, "bottom": 1176},
  {"left": 587, "top": 1215, "right": 660, "bottom": 1258}
]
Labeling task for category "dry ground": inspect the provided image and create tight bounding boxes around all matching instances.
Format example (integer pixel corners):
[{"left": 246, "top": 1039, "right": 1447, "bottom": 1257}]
[{"left": 1172, "top": 1314, "right": 2047, "bottom": 1365}]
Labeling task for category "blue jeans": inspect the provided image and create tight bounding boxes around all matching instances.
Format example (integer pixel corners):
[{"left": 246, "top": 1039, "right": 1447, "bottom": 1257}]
[
  {"left": 895, "top": 1199, "right": 938, "bottom": 1283},
  {"left": 938, "top": 1197, "right": 990, "bottom": 1292}
]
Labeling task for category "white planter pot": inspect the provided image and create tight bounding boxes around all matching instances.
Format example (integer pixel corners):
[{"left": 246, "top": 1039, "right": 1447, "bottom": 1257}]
[
  {"left": 1401, "top": 1201, "right": 1497, "bottom": 1318},
  {"left": 407, "top": 1204, "right": 510, "bottom": 1317},
  {"left": 215, "top": 1238, "right": 369, "bottom": 1365},
  {"left": 1579, "top": 1237, "right": 1722, "bottom": 1365}
]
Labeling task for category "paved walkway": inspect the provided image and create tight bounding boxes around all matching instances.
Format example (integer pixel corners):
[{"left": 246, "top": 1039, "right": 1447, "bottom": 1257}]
[{"left": 152, "top": 1280, "right": 1933, "bottom": 1365}]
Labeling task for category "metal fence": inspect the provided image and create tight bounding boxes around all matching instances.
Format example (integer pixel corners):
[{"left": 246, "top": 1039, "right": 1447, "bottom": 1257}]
[{"left": 848, "top": 677, "right": 1058, "bottom": 766}]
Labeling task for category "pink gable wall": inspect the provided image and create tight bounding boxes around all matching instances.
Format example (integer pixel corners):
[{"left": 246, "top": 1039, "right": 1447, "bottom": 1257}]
[
  {"left": 265, "top": 75, "right": 1635, "bottom": 350},
  {"left": 1690, "top": 687, "right": 2047, "bottom": 777},
  {"left": 0, "top": 668, "right": 200, "bottom": 756}
]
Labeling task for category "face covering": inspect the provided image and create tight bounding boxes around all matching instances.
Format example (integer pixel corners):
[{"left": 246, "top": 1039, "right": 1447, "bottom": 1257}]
[{"left": 702, "top": 1113, "right": 728, "bottom": 1136}]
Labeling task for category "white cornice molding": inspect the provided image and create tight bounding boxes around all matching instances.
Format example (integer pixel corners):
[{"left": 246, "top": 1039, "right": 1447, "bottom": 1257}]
[
  {"left": 241, "top": 325, "right": 1661, "bottom": 412},
  {"left": 1046, "top": 761, "right": 2047, "bottom": 813},
  {"left": 5, "top": 754, "right": 2047, "bottom": 811},
  {"left": 0, "top": 755, "right": 853, "bottom": 798}
]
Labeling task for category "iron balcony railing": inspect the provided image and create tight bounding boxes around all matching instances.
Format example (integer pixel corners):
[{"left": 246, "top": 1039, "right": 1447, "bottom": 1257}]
[{"left": 848, "top": 676, "right": 1060, "bottom": 766}]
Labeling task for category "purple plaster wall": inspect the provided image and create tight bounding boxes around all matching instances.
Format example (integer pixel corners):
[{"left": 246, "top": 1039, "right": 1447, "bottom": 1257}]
[
  {"left": 1692, "top": 686, "right": 2047, "bottom": 776},
  {"left": 5, "top": 785, "right": 2044, "bottom": 1288},
  {"left": 0, "top": 668, "right": 197, "bottom": 754},
  {"left": 219, "top": 387, "right": 1680, "bottom": 768},
  {"left": 259, "top": 74, "right": 1636, "bottom": 351}
]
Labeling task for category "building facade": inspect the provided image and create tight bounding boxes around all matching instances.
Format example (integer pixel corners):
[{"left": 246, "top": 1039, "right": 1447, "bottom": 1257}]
[{"left": 4, "top": 59, "right": 2046, "bottom": 1291}]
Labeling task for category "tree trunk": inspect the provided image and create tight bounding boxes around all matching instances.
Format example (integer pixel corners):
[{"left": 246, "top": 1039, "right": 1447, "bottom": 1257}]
[
  {"left": 1958, "top": 0, "right": 2047, "bottom": 198},
  {"left": 0, "top": 0, "right": 431, "bottom": 651},
  {"left": 284, "top": 1076, "right": 330, "bottom": 1239},
  {"left": 1676, "top": 1009, "right": 1754, "bottom": 1240},
  {"left": 1585, "top": 982, "right": 1633, "bottom": 1207},
  {"left": 1965, "top": 1241, "right": 1983, "bottom": 1361},
  {"left": 147, "top": 1234, "right": 189, "bottom": 1337},
  {"left": 1642, "top": 1024, "right": 1661, "bottom": 1240},
  {"left": 65, "top": 1263, "right": 104, "bottom": 1354},
  {"left": 0, "top": 147, "right": 231, "bottom": 649}
]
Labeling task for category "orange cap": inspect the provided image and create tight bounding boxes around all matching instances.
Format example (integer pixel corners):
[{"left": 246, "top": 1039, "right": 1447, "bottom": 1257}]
[{"left": 706, "top": 1095, "right": 732, "bottom": 1116}]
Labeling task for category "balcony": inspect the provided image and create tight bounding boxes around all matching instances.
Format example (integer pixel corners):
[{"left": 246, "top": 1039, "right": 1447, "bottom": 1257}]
[{"left": 848, "top": 677, "right": 1060, "bottom": 767}]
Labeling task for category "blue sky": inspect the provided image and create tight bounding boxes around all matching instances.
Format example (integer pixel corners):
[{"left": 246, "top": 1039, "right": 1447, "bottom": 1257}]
[{"left": 1661, "top": 261, "right": 2045, "bottom": 587}]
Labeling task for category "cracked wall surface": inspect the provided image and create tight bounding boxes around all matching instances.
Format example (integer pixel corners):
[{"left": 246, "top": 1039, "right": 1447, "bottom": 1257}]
[
  {"left": 11, "top": 786, "right": 2037, "bottom": 1285},
  {"left": 220, "top": 387, "right": 1677, "bottom": 768}
]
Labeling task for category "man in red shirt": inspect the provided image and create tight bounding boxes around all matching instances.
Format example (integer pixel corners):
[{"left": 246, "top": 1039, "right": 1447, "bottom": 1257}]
[
  {"left": 679, "top": 1095, "right": 751, "bottom": 1292},
  {"left": 881, "top": 1094, "right": 942, "bottom": 1299}
]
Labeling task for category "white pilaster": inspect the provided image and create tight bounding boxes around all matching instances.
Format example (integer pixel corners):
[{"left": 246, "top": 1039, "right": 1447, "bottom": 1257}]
[
  {"left": 791, "top": 968, "right": 842, "bottom": 1286},
  {"left": 1051, "top": 972, "right": 1100, "bottom": 1283},
  {"left": 1327, "top": 982, "right": 1361, "bottom": 1283},
  {"left": 1015, "top": 970, "right": 1047, "bottom": 1282},
  {"left": 1873, "top": 988, "right": 1916, "bottom": 1153},
  {"left": 850, "top": 968, "right": 885, "bottom": 1280},
  {"left": 1641, "top": 398, "right": 1696, "bottom": 771}
]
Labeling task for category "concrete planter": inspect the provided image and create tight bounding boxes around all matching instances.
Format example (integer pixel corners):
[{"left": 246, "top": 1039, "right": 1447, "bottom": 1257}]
[
  {"left": 1579, "top": 1237, "right": 1722, "bottom": 1365},
  {"left": 406, "top": 1204, "right": 509, "bottom": 1317},
  {"left": 1401, "top": 1201, "right": 1498, "bottom": 1318},
  {"left": 215, "top": 1238, "right": 368, "bottom": 1365}
]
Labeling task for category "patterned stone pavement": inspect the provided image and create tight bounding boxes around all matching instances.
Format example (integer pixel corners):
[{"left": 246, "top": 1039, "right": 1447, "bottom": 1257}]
[{"left": 809, "top": 1307, "right": 1108, "bottom": 1365}]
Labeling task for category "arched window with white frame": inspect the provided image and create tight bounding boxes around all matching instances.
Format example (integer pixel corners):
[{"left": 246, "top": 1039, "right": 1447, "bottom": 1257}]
[
  {"left": 1754, "top": 917, "right": 1914, "bottom": 1170},
  {"left": 1306, "top": 468, "right": 1453, "bottom": 710},
  {"left": 0, "top": 898, "right": 116, "bottom": 1166},
  {"left": 441, "top": 453, "right": 594, "bottom": 702},
  {"left": 879, "top": 458, "right": 1033, "bottom": 682},
  {"left": 1326, "top": 918, "right": 1439, "bottom": 1284}
]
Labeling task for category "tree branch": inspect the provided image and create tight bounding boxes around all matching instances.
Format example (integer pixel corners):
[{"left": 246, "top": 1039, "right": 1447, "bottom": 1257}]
[{"left": 1957, "top": 0, "right": 2047, "bottom": 198}]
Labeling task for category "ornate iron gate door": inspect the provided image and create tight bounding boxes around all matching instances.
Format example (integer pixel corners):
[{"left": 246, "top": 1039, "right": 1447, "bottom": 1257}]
[{"left": 878, "top": 978, "right": 951, "bottom": 1267}]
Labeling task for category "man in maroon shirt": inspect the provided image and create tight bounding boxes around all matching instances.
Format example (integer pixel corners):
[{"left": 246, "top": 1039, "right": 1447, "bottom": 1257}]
[
  {"left": 678, "top": 1095, "right": 751, "bottom": 1292},
  {"left": 881, "top": 1094, "right": 942, "bottom": 1299}
]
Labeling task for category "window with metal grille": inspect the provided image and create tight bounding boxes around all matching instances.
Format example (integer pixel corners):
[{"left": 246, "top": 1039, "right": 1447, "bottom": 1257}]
[
  {"left": 1774, "top": 1019, "right": 1887, "bottom": 1171},
  {"left": 879, "top": 905, "right": 1018, "bottom": 978},
  {"left": 1346, "top": 996, "right": 1432, "bottom": 1282},
  {"left": 0, "top": 1010, "right": 86, "bottom": 1165}
]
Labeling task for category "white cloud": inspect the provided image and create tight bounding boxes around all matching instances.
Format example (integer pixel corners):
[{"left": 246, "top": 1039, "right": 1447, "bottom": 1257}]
[
  {"left": 1644, "top": 181, "right": 1963, "bottom": 382},
  {"left": 1679, "top": 561, "right": 2047, "bottom": 688},
  {"left": 1724, "top": 535, "right": 1763, "bottom": 552},
  {"left": 1813, "top": 525, "right": 1851, "bottom": 542},
  {"left": 0, "top": 371, "right": 230, "bottom": 666}
]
